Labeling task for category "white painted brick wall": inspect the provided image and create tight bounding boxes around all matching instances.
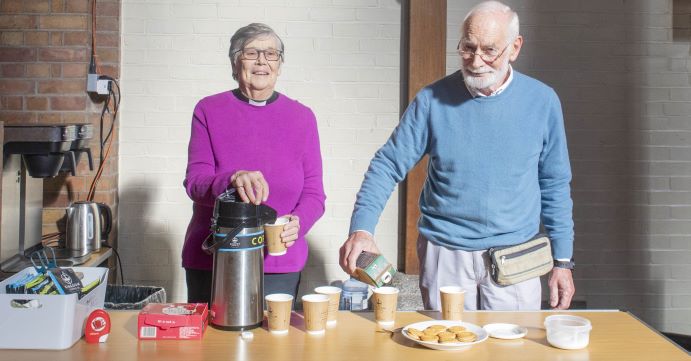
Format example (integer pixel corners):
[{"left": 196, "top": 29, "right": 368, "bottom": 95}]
[
  {"left": 120, "top": 0, "right": 690, "bottom": 335},
  {"left": 447, "top": 0, "right": 691, "bottom": 335},
  {"left": 120, "top": 0, "right": 401, "bottom": 303}
]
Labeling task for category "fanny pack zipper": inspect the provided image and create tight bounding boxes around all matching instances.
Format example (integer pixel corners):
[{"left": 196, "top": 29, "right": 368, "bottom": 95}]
[
  {"left": 488, "top": 234, "right": 549, "bottom": 278},
  {"left": 498, "top": 241, "right": 549, "bottom": 264}
]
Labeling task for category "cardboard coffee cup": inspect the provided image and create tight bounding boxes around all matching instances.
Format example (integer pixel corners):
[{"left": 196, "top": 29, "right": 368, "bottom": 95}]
[
  {"left": 314, "top": 286, "right": 342, "bottom": 326},
  {"left": 265, "top": 293, "right": 294, "bottom": 334},
  {"left": 440, "top": 286, "right": 465, "bottom": 321},
  {"left": 372, "top": 286, "right": 399, "bottom": 327},
  {"left": 301, "top": 294, "right": 330, "bottom": 335},
  {"left": 264, "top": 216, "right": 290, "bottom": 256}
]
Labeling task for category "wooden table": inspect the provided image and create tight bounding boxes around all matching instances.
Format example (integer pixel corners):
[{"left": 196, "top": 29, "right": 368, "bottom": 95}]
[{"left": 1, "top": 310, "right": 688, "bottom": 360}]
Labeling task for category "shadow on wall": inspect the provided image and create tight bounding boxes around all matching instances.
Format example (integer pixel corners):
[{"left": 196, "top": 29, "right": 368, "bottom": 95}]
[
  {"left": 673, "top": 0, "right": 691, "bottom": 42},
  {"left": 525, "top": 3, "right": 669, "bottom": 324},
  {"left": 118, "top": 178, "right": 178, "bottom": 302},
  {"left": 296, "top": 234, "right": 328, "bottom": 309}
]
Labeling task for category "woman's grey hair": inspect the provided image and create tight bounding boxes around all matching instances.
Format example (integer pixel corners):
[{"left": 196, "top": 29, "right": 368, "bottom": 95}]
[
  {"left": 463, "top": 1, "right": 519, "bottom": 42},
  {"left": 229, "top": 23, "right": 285, "bottom": 80}
]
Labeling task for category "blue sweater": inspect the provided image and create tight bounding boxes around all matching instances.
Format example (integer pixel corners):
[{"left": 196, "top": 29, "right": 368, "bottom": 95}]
[{"left": 350, "top": 70, "right": 574, "bottom": 259}]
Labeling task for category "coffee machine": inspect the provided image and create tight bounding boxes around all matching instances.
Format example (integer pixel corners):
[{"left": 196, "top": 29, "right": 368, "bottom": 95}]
[{"left": 1, "top": 123, "right": 94, "bottom": 273}]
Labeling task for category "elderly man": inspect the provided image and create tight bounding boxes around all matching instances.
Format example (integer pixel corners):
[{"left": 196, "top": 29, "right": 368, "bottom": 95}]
[{"left": 339, "top": 1, "right": 575, "bottom": 311}]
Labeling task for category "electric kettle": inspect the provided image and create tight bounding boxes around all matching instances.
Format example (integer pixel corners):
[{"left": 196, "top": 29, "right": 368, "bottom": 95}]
[{"left": 65, "top": 201, "right": 113, "bottom": 257}]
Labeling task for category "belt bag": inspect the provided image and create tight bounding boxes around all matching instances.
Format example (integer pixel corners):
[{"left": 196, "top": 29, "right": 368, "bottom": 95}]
[{"left": 488, "top": 235, "right": 553, "bottom": 286}]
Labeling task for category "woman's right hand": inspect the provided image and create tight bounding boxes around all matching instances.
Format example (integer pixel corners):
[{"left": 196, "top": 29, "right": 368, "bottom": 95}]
[{"left": 230, "top": 170, "right": 269, "bottom": 205}]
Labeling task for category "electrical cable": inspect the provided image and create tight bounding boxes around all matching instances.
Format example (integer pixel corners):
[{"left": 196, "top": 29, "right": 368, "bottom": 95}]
[
  {"left": 37, "top": 0, "right": 123, "bottom": 280},
  {"left": 41, "top": 232, "right": 61, "bottom": 241},
  {"left": 104, "top": 76, "right": 120, "bottom": 143},
  {"left": 87, "top": 79, "right": 119, "bottom": 201},
  {"left": 90, "top": 0, "right": 101, "bottom": 74},
  {"left": 101, "top": 243, "right": 125, "bottom": 285}
]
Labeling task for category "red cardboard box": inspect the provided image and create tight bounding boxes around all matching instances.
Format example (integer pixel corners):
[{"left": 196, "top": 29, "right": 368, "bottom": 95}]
[{"left": 137, "top": 303, "right": 208, "bottom": 340}]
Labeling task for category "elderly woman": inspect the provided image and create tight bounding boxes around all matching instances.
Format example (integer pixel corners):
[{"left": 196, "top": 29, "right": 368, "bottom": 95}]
[{"left": 182, "top": 23, "right": 326, "bottom": 303}]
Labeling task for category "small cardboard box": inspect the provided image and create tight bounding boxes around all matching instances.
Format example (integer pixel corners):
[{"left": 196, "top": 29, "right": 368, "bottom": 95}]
[
  {"left": 138, "top": 303, "right": 208, "bottom": 340},
  {"left": 354, "top": 251, "right": 397, "bottom": 287}
]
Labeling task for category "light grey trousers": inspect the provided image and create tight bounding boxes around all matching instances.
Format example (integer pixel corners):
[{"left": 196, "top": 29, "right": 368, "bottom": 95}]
[{"left": 417, "top": 236, "right": 542, "bottom": 311}]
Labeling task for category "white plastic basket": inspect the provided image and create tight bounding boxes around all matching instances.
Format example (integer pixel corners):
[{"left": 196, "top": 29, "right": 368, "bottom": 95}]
[{"left": 0, "top": 266, "right": 108, "bottom": 350}]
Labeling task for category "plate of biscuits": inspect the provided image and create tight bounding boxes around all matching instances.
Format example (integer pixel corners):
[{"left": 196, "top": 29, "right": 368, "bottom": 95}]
[{"left": 401, "top": 320, "right": 489, "bottom": 351}]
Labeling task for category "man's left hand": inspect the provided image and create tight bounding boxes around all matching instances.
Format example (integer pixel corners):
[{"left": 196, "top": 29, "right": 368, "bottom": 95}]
[{"left": 548, "top": 267, "right": 575, "bottom": 309}]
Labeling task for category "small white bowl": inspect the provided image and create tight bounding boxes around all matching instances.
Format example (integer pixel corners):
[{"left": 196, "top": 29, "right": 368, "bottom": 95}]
[
  {"left": 483, "top": 323, "right": 528, "bottom": 339},
  {"left": 544, "top": 315, "right": 592, "bottom": 350}
]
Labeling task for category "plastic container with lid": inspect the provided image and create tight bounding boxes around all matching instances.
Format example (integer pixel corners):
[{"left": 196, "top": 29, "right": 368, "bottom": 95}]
[
  {"left": 339, "top": 278, "right": 369, "bottom": 310},
  {"left": 544, "top": 314, "right": 592, "bottom": 350}
]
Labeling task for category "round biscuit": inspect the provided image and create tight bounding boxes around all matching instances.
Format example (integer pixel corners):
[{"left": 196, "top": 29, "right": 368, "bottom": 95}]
[
  {"left": 406, "top": 328, "right": 423, "bottom": 337},
  {"left": 439, "top": 338, "right": 458, "bottom": 343},
  {"left": 437, "top": 331, "right": 456, "bottom": 340},
  {"left": 419, "top": 334, "right": 438, "bottom": 342},
  {"left": 456, "top": 332, "right": 477, "bottom": 342},
  {"left": 423, "top": 328, "right": 443, "bottom": 336},
  {"left": 448, "top": 326, "right": 466, "bottom": 333}
]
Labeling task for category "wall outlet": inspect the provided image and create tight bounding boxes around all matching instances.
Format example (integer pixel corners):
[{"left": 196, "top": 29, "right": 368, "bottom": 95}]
[
  {"left": 95, "top": 79, "right": 111, "bottom": 95},
  {"left": 87, "top": 73, "right": 99, "bottom": 92}
]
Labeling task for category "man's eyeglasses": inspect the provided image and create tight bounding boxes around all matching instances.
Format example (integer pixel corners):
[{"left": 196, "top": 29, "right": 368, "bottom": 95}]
[
  {"left": 236, "top": 48, "right": 283, "bottom": 61},
  {"left": 457, "top": 41, "right": 511, "bottom": 64}
]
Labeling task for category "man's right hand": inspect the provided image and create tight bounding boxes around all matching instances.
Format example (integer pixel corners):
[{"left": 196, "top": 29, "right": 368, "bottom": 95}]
[{"left": 339, "top": 231, "right": 381, "bottom": 275}]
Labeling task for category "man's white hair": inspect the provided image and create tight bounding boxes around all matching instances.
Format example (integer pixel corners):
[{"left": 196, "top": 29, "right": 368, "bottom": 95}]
[{"left": 463, "top": 1, "right": 520, "bottom": 41}]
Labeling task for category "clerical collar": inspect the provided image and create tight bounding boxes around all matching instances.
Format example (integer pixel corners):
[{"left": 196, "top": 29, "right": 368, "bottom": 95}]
[{"left": 232, "top": 89, "right": 279, "bottom": 106}]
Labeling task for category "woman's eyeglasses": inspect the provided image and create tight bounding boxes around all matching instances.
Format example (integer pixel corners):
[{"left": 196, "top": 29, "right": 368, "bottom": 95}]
[{"left": 237, "top": 48, "right": 282, "bottom": 61}]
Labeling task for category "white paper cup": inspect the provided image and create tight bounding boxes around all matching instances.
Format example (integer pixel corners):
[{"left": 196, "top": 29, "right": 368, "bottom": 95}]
[
  {"left": 439, "top": 286, "right": 465, "bottom": 321},
  {"left": 265, "top": 293, "right": 293, "bottom": 334},
  {"left": 301, "top": 294, "right": 330, "bottom": 335},
  {"left": 372, "top": 286, "right": 399, "bottom": 326},
  {"left": 264, "top": 216, "right": 290, "bottom": 256},
  {"left": 315, "top": 286, "right": 342, "bottom": 326}
]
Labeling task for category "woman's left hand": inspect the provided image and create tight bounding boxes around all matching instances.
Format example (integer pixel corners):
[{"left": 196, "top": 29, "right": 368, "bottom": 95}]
[{"left": 281, "top": 215, "right": 300, "bottom": 248}]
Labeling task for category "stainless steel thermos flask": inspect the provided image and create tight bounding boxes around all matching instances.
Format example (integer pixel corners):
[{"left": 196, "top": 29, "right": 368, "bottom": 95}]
[{"left": 202, "top": 189, "right": 277, "bottom": 330}]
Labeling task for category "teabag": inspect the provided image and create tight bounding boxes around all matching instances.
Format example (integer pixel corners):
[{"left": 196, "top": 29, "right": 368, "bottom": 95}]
[
  {"left": 353, "top": 251, "right": 397, "bottom": 287},
  {"left": 46, "top": 268, "right": 83, "bottom": 296}
]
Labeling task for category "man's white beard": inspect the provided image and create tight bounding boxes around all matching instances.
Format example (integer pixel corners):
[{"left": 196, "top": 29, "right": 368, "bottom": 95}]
[{"left": 461, "top": 59, "right": 510, "bottom": 93}]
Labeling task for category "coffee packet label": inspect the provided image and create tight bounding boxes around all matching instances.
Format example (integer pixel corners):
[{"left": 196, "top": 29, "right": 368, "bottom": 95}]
[
  {"left": 47, "top": 268, "right": 84, "bottom": 295},
  {"left": 354, "top": 251, "right": 396, "bottom": 288}
]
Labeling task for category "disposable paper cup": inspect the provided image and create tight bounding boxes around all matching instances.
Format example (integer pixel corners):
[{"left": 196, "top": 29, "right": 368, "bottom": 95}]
[
  {"left": 439, "top": 286, "right": 465, "bottom": 321},
  {"left": 372, "top": 286, "right": 399, "bottom": 326},
  {"left": 301, "top": 294, "right": 330, "bottom": 335},
  {"left": 264, "top": 217, "right": 290, "bottom": 256},
  {"left": 315, "top": 286, "right": 342, "bottom": 326},
  {"left": 265, "top": 293, "right": 293, "bottom": 334}
]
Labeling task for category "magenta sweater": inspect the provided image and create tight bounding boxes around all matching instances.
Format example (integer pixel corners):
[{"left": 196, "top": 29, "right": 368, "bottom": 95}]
[{"left": 182, "top": 91, "right": 326, "bottom": 273}]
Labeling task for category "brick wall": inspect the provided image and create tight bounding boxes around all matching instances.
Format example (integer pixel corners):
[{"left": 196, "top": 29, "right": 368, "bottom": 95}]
[
  {"left": 0, "top": 0, "right": 120, "bottom": 249},
  {"left": 446, "top": 0, "right": 691, "bottom": 335},
  {"left": 119, "top": 0, "right": 402, "bottom": 301}
]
